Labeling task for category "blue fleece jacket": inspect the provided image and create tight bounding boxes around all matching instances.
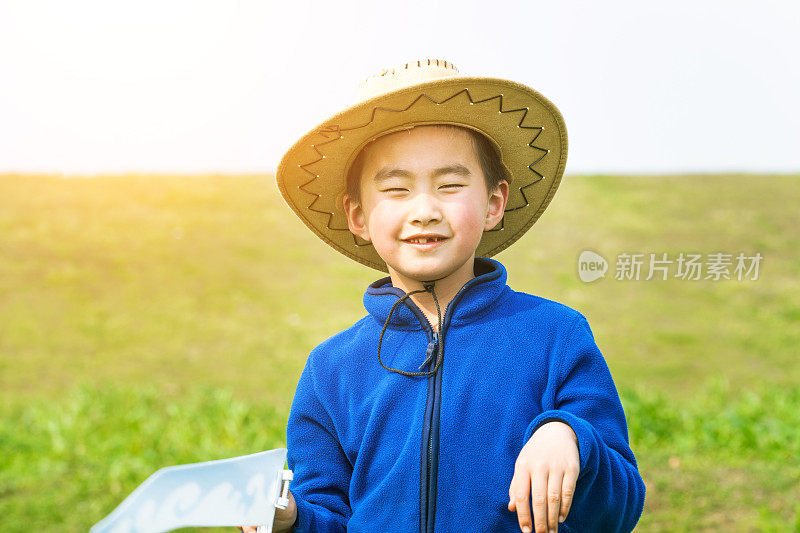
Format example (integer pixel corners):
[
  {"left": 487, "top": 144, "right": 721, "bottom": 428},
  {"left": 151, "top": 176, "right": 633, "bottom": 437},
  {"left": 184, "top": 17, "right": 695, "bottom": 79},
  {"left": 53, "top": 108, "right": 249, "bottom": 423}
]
[{"left": 286, "top": 257, "right": 645, "bottom": 532}]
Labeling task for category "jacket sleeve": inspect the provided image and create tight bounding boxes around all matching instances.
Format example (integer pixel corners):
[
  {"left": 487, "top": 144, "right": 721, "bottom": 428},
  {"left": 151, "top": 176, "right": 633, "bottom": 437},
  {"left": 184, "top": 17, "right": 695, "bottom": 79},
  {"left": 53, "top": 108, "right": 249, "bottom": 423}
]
[
  {"left": 286, "top": 349, "right": 352, "bottom": 533},
  {"left": 523, "top": 314, "right": 646, "bottom": 532}
]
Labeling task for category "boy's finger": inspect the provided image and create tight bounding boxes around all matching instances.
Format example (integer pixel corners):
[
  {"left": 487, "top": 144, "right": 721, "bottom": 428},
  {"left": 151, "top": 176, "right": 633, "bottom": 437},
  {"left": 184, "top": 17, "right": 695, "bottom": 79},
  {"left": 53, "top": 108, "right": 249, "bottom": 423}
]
[
  {"left": 510, "top": 470, "right": 532, "bottom": 532},
  {"left": 546, "top": 470, "right": 563, "bottom": 532},
  {"left": 531, "top": 468, "right": 548, "bottom": 533},
  {"left": 560, "top": 466, "right": 579, "bottom": 522}
]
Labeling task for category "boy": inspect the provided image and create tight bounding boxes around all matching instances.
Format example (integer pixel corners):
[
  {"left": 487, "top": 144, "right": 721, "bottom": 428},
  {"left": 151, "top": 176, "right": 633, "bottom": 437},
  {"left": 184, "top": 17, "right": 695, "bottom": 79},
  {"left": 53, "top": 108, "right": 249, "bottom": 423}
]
[{"left": 247, "top": 59, "right": 645, "bottom": 532}]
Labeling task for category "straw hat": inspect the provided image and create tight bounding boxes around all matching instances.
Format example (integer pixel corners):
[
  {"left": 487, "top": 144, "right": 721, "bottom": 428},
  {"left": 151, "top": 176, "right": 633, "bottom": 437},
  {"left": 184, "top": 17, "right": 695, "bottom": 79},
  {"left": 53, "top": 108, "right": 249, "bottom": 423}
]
[{"left": 275, "top": 58, "right": 568, "bottom": 273}]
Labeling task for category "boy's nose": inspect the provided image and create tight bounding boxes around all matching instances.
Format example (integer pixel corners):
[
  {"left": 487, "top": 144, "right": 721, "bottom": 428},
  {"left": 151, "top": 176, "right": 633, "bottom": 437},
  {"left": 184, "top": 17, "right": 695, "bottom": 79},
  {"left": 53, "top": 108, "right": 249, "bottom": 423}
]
[{"left": 408, "top": 192, "right": 443, "bottom": 225}]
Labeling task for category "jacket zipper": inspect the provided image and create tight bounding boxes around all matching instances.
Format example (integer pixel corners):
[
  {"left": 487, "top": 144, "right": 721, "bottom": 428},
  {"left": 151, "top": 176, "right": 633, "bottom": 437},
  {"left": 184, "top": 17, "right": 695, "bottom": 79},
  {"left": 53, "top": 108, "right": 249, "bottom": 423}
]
[
  {"left": 416, "top": 279, "right": 480, "bottom": 533},
  {"left": 420, "top": 322, "right": 439, "bottom": 533}
]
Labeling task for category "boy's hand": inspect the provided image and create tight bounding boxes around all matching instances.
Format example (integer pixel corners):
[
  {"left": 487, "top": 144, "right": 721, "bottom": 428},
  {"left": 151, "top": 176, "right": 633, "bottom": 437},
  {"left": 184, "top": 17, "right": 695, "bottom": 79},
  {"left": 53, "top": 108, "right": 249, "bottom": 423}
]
[
  {"left": 238, "top": 488, "right": 297, "bottom": 533},
  {"left": 508, "top": 421, "right": 579, "bottom": 533}
]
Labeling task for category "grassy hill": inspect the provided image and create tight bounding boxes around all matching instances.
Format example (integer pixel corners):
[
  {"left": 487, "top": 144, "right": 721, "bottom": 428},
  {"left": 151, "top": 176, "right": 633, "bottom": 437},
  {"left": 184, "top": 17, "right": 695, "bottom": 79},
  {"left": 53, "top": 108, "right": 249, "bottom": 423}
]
[{"left": 1, "top": 173, "right": 798, "bottom": 531}]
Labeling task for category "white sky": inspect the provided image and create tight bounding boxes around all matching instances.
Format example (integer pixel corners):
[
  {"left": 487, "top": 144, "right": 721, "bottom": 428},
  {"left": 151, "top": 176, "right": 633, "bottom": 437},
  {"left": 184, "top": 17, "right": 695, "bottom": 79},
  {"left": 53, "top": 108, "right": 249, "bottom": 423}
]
[{"left": 0, "top": 0, "right": 798, "bottom": 175}]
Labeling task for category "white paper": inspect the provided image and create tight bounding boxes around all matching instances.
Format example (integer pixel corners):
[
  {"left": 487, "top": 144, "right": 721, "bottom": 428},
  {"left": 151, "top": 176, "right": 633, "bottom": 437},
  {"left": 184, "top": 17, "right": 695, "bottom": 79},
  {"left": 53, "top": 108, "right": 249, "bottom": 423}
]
[{"left": 90, "top": 448, "right": 288, "bottom": 533}]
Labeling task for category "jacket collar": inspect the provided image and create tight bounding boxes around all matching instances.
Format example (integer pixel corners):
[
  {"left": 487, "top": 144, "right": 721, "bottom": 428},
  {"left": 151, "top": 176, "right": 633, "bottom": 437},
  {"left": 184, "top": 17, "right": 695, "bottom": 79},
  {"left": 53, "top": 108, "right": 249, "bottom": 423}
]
[{"left": 363, "top": 257, "right": 510, "bottom": 331}]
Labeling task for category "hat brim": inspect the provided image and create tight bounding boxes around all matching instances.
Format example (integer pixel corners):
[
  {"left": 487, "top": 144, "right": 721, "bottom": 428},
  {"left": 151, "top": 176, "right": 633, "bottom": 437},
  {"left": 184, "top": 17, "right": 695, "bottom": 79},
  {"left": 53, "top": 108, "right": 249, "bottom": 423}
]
[{"left": 276, "top": 76, "right": 568, "bottom": 273}]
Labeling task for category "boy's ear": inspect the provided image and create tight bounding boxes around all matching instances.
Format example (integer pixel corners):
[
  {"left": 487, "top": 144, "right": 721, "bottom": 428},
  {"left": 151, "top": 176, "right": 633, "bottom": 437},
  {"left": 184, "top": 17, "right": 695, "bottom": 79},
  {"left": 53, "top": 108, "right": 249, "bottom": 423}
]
[
  {"left": 343, "top": 193, "right": 371, "bottom": 242},
  {"left": 484, "top": 179, "right": 509, "bottom": 231}
]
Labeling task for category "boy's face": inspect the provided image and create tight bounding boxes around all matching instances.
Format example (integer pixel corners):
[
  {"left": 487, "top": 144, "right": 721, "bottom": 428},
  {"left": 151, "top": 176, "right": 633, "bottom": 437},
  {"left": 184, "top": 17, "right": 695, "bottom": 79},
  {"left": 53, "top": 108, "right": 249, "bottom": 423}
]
[{"left": 343, "top": 125, "right": 508, "bottom": 287}]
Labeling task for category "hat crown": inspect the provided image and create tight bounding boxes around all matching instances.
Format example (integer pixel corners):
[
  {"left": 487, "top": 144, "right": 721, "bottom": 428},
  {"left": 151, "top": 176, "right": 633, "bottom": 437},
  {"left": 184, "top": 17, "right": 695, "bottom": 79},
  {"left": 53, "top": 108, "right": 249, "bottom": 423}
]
[{"left": 354, "top": 59, "right": 461, "bottom": 103}]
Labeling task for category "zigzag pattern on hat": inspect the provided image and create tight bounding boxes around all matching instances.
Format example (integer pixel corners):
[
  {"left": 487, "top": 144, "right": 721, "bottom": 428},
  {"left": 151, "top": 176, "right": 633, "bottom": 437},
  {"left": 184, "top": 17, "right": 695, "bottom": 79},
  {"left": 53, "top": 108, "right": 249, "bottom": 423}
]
[{"left": 296, "top": 88, "right": 551, "bottom": 249}]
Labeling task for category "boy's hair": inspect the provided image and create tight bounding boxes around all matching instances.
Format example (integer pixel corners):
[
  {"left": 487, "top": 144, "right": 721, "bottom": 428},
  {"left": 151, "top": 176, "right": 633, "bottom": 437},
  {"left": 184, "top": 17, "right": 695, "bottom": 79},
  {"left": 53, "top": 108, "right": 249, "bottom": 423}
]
[{"left": 345, "top": 124, "right": 510, "bottom": 206}]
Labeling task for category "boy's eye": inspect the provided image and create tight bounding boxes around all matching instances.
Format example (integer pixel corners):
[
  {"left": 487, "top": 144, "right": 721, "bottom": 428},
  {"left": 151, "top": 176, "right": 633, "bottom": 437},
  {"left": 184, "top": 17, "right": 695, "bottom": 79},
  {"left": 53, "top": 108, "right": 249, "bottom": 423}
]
[{"left": 380, "top": 184, "right": 463, "bottom": 193}]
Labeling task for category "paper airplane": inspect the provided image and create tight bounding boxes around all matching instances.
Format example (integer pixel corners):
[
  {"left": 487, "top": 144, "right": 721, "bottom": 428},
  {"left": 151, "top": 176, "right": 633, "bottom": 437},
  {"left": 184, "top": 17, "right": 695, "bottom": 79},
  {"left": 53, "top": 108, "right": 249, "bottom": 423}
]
[{"left": 90, "top": 448, "right": 292, "bottom": 533}]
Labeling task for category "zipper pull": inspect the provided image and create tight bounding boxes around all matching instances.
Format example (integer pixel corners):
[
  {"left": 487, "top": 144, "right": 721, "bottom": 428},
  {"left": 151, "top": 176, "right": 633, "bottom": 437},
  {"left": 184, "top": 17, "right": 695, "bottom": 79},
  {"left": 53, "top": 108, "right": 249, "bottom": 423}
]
[{"left": 419, "top": 331, "right": 439, "bottom": 370}]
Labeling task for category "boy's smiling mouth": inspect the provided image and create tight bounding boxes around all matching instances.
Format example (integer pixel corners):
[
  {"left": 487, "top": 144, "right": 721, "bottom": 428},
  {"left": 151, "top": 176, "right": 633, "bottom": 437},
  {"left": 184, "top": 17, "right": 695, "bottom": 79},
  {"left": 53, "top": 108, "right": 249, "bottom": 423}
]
[
  {"left": 402, "top": 233, "right": 448, "bottom": 243},
  {"left": 401, "top": 233, "right": 449, "bottom": 249}
]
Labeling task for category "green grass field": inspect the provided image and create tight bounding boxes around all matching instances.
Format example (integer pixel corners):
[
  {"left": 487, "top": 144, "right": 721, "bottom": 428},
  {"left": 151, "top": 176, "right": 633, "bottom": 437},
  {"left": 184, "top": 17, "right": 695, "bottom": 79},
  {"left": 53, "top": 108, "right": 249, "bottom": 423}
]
[{"left": 1, "top": 173, "right": 799, "bottom": 531}]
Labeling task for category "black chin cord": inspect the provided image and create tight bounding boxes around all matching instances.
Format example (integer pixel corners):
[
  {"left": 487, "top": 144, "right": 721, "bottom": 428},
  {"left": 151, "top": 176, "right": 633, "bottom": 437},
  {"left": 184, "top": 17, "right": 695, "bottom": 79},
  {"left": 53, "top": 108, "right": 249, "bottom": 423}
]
[{"left": 377, "top": 278, "right": 445, "bottom": 377}]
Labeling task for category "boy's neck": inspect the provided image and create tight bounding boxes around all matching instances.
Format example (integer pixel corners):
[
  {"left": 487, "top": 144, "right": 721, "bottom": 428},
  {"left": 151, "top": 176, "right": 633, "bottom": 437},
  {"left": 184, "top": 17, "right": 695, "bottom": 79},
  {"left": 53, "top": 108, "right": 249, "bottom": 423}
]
[{"left": 387, "top": 257, "right": 477, "bottom": 332}]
